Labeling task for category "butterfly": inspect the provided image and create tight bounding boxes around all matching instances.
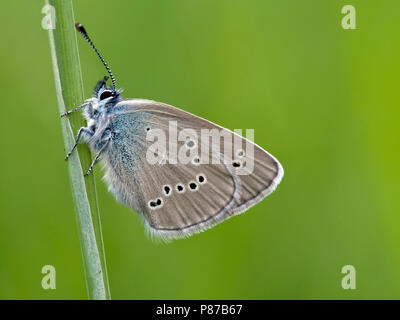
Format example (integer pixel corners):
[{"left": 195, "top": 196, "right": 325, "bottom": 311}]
[{"left": 62, "top": 23, "right": 284, "bottom": 240}]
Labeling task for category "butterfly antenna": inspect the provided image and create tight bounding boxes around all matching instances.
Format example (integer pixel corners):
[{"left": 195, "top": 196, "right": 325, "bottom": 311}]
[{"left": 75, "top": 22, "right": 117, "bottom": 92}]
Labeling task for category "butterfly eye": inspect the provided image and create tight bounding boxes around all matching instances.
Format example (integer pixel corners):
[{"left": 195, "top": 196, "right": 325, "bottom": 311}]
[{"left": 100, "top": 90, "right": 113, "bottom": 100}]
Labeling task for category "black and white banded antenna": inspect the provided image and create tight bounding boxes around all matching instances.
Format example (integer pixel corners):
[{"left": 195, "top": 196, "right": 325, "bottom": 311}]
[{"left": 75, "top": 22, "right": 117, "bottom": 92}]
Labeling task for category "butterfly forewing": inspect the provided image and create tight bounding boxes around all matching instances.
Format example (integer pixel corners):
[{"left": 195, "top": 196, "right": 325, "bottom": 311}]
[{"left": 103, "top": 99, "right": 283, "bottom": 240}]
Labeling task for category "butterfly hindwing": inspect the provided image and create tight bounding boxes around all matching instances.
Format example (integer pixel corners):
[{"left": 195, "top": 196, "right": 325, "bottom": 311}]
[{"left": 103, "top": 99, "right": 283, "bottom": 239}]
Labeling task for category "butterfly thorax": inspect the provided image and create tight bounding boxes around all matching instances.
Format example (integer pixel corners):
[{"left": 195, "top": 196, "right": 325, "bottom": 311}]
[{"left": 80, "top": 84, "right": 122, "bottom": 151}]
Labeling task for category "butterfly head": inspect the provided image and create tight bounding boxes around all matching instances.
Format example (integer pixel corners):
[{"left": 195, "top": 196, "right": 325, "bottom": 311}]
[{"left": 93, "top": 76, "right": 122, "bottom": 104}]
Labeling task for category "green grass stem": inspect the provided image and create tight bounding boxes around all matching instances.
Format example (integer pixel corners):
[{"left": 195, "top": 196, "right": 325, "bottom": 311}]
[{"left": 45, "top": 0, "right": 111, "bottom": 300}]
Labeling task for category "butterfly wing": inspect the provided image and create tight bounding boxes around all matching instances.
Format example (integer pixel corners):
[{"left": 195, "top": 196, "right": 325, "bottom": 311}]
[{"left": 103, "top": 99, "right": 283, "bottom": 240}]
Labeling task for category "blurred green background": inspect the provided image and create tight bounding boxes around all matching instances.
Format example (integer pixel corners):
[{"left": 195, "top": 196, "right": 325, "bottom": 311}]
[{"left": 0, "top": 0, "right": 399, "bottom": 299}]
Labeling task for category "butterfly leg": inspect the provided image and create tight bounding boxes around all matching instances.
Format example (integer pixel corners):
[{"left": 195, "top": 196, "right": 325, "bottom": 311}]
[
  {"left": 84, "top": 139, "right": 110, "bottom": 177},
  {"left": 65, "top": 127, "right": 93, "bottom": 161},
  {"left": 60, "top": 98, "right": 96, "bottom": 117},
  {"left": 61, "top": 102, "right": 89, "bottom": 117}
]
